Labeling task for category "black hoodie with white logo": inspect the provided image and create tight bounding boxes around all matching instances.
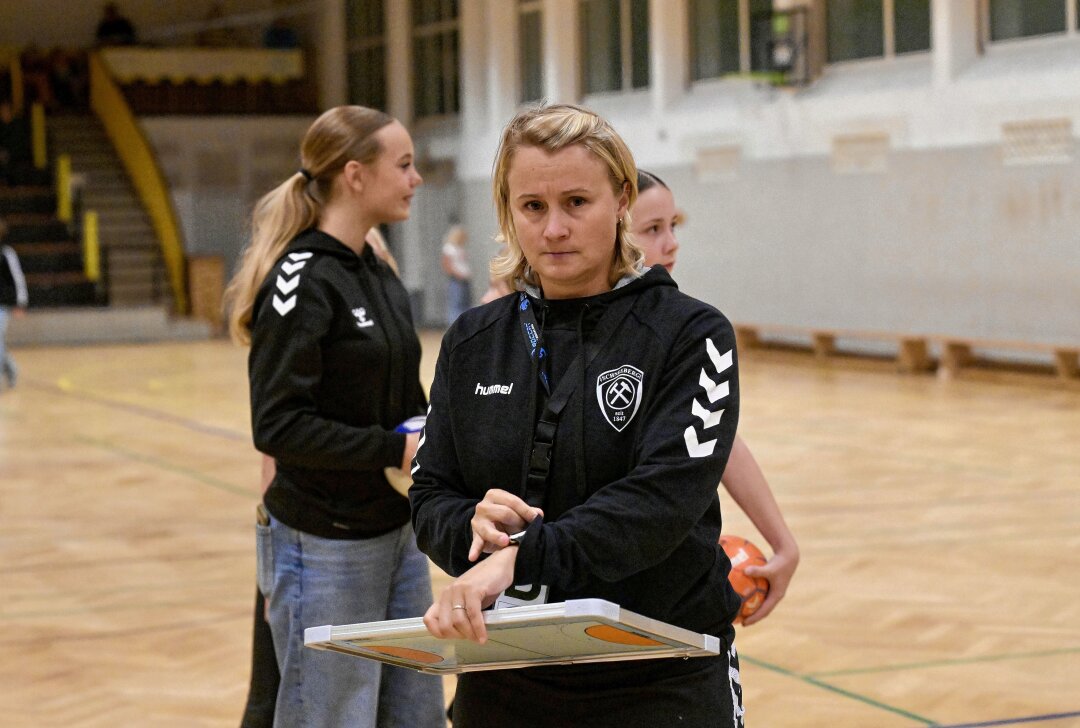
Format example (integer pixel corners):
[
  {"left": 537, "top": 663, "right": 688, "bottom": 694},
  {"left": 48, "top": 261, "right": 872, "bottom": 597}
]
[
  {"left": 250, "top": 228, "right": 425, "bottom": 539},
  {"left": 410, "top": 266, "right": 744, "bottom": 638}
]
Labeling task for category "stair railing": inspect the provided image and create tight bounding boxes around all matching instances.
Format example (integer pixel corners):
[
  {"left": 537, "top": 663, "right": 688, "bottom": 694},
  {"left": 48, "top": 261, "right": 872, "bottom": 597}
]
[{"left": 87, "top": 51, "right": 188, "bottom": 313}]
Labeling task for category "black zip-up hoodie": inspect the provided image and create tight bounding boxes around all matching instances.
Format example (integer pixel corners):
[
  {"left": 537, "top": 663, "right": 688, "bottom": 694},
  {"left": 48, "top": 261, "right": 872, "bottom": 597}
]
[
  {"left": 250, "top": 228, "right": 425, "bottom": 539},
  {"left": 410, "top": 266, "right": 743, "bottom": 638}
]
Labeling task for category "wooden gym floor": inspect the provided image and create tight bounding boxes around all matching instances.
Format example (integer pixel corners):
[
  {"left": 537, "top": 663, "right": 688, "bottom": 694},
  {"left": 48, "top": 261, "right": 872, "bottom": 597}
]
[{"left": 1, "top": 334, "right": 1077, "bottom": 727}]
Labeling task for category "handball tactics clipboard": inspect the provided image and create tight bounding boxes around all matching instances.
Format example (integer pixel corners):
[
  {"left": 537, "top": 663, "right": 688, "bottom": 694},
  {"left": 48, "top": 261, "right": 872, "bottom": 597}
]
[{"left": 304, "top": 599, "right": 720, "bottom": 674}]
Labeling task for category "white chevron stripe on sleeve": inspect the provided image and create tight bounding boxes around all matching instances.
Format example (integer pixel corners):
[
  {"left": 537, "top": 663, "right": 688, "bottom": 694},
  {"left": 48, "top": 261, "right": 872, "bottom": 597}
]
[
  {"left": 692, "top": 398, "right": 725, "bottom": 429},
  {"left": 272, "top": 294, "right": 297, "bottom": 316},
  {"left": 288, "top": 252, "right": 313, "bottom": 261},
  {"left": 698, "top": 369, "right": 729, "bottom": 403},
  {"left": 684, "top": 426, "right": 717, "bottom": 458},
  {"left": 276, "top": 274, "right": 299, "bottom": 294},
  {"left": 706, "top": 338, "right": 733, "bottom": 374},
  {"left": 281, "top": 260, "right": 307, "bottom": 275}
]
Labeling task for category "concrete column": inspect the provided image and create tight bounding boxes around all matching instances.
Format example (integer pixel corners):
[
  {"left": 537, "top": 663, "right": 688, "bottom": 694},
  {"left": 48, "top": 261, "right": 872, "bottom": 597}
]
[
  {"left": 542, "top": 0, "right": 579, "bottom": 103},
  {"left": 460, "top": 0, "right": 489, "bottom": 128},
  {"left": 932, "top": 0, "right": 979, "bottom": 88},
  {"left": 317, "top": 0, "right": 348, "bottom": 108},
  {"left": 650, "top": 0, "right": 689, "bottom": 115},
  {"left": 486, "top": 0, "right": 519, "bottom": 129},
  {"left": 385, "top": 0, "right": 413, "bottom": 125}
]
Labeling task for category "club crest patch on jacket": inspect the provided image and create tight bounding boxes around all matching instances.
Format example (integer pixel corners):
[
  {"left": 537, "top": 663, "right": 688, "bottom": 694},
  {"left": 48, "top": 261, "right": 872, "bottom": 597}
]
[{"left": 596, "top": 365, "right": 644, "bottom": 432}]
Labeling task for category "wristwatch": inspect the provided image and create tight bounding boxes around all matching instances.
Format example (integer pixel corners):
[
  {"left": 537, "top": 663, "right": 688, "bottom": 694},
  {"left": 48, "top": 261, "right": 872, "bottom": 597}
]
[{"left": 508, "top": 529, "right": 527, "bottom": 546}]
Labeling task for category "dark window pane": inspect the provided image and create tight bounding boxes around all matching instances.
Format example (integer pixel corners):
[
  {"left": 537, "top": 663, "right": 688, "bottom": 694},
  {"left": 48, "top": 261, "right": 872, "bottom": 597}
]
[
  {"left": 347, "top": 0, "right": 384, "bottom": 41},
  {"left": 749, "top": 0, "right": 773, "bottom": 71},
  {"left": 413, "top": 34, "right": 441, "bottom": 116},
  {"left": 520, "top": 10, "right": 544, "bottom": 102},
  {"left": 827, "top": 0, "right": 884, "bottom": 62},
  {"left": 444, "top": 29, "right": 460, "bottom": 113},
  {"left": 989, "top": 0, "right": 1066, "bottom": 40},
  {"left": 348, "top": 46, "right": 386, "bottom": 111},
  {"left": 630, "top": 0, "right": 650, "bottom": 88},
  {"left": 895, "top": 0, "right": 931, "bottom": 53},
  {"left": 690, "top": 0, "right": 740, "bottom": 80},
  {"left": 581, "top": 0, "right": 622, "bottom": 93}
]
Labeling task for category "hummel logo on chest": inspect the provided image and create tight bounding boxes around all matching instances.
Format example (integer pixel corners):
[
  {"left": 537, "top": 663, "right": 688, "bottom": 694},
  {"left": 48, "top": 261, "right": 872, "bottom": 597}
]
[
  {"left": 475, "top": 382, "right": 514, "bottom": 396},
  {"left": 352, "top": 307, "right": 375, "bottom": 328}
]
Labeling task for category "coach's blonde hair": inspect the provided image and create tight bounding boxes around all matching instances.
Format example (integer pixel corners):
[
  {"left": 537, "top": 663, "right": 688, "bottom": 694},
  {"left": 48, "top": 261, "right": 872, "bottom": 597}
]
[
  {"left": 224, "top": 105, "right": 394, "bottom": 344},
  {"left": 490, "top": 104, "right": 643, "bottom": 291}
]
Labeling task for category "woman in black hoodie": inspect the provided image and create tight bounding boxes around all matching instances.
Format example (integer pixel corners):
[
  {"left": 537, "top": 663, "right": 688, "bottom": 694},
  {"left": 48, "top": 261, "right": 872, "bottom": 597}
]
[
  {"left": 225, "top": 106, "right": 444, "bottom": 728},
  {"left": 411, "top": 104, "right": 746, "bottom": 727}
]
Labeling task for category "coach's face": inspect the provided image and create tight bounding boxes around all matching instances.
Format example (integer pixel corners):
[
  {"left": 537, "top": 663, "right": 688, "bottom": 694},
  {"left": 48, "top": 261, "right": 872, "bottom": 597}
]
[{"left": 507, "top": 144, "right": 628, "bottom": 300}]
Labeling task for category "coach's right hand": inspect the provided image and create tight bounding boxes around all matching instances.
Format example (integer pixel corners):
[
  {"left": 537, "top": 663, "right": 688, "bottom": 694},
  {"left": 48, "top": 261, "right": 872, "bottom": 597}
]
[{"left": 468, "top": 489, "right": 542, "bottom": 562}]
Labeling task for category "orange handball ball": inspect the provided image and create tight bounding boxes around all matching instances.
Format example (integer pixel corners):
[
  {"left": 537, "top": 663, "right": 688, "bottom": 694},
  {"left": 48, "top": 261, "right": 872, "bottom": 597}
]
[{"left": 720, "top": 535, "right": 770, "bottom": 623}]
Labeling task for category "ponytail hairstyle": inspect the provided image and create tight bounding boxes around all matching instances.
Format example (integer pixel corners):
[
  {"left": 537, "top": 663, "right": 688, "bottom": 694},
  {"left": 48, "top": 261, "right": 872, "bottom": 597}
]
[
  {"left": 224, "top": 105, "right": 395, "bottom": 344},
  {"left": 490, "top": 104, "right": 643, "bottom": 291}
]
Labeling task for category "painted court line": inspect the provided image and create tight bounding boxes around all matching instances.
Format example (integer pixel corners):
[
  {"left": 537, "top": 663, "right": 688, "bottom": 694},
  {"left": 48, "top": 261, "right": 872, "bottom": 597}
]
[
  {"left": 932, "top": 711, "right": 1080, "bottom": 727},
  {"left": 28, "top": 378, "right": 249, "bottom": 442},
  {"left": 77, "top": 435, "right": 252, "bottom": 498},
  {"left": 741, "top": 654, "right": 936, "bottom": 725},
  {"left": 811, "top": 646, "right": 1080, "bottom": 678}
]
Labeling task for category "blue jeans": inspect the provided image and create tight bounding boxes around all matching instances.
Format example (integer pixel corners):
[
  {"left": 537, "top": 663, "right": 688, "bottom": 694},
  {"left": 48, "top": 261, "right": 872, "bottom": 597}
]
[
  {"left": 446, "top": 278, "right": 472, "bottom": 325},
  {"left": 257, "top": 518, "right": 445, "bottom": 728},
  {"left": 0, "top": 307, "right": 15, "bottom": 388}
]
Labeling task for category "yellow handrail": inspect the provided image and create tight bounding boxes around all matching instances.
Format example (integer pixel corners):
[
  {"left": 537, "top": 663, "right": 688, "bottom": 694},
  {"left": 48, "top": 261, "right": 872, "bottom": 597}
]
[
  {"left": 88, "top": 51, "right": 187, "bottom": 313},
  {"left": 83, "top": 210, "right": 101, "bottom": 283},
  {"left": 31, "top": 102, "right": 46, "bottom": 170},
  {"left": 56, "top": 154, "right": 72, "bottom": 223}
]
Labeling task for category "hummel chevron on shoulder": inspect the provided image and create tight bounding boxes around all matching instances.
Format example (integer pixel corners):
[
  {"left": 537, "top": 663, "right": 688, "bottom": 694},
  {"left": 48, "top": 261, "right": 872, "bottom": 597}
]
[{"left": 684, "top": 336, "right": 732, "bottom": 458}]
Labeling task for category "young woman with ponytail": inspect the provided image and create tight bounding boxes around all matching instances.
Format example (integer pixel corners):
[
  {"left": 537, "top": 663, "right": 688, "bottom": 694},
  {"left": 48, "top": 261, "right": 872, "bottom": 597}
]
[{"left": 224, "top": 106, "right": 444, "bottom": 728}]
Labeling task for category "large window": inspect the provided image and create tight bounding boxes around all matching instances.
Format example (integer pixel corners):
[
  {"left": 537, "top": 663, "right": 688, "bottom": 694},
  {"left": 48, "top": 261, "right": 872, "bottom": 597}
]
[
  {"left": 580, "top": 0, "right": 649, "bottom": 94},
  {"left": 520, "top": 0, "right": 543, "bottom": 103},
  {"left": 988, "top": 0, "right": 1067, "bottom": 41},
  {"left": 346, "top": 0, "right": 386, "bottom": 111},
  {"left": 689, "top": 0, "right": 774, "bottom": 80},
  {"left": 826, "top": 0, "right": 930, "bottom": 63},
  {"left": 412, "top": 0, "right": 460, "bottom": 118}
]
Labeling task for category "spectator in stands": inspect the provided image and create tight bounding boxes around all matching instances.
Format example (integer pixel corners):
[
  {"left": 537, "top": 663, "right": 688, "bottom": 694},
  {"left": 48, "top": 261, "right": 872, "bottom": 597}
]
[
  {"left": 95, "top": 3, "right": 137, "bottom": 47},
  {"left": 0, "top": 99, "right": 33, "bottom": 186},
  {"left": 0, "top": 218, "right": 28, "bottom": 390},
  {"left": 19, "top": 46, "right": 54, "bottom": 111},
  {"left": 262, "top": 15, "right": 299, "bottom": 50}
]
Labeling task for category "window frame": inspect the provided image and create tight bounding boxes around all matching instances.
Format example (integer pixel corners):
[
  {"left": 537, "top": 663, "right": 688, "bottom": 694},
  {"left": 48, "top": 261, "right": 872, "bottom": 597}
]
[
  {"left": 579, "top": 0, "right": 650, "bottom": 96},
  {"left": 825, "top": 0, "right": 933, "bottom": 66},
  {"left": 977, "top": 0, "right": 1079, "bottom": 46},
  {"left": 519, "top": 0, "right": 544, "bottom": 103},
  {"left": 411, "top": 0, "right": 461, "bottom": 120},
  {"left": 345, "top": 0, "right": 388, "bottom": 110}
]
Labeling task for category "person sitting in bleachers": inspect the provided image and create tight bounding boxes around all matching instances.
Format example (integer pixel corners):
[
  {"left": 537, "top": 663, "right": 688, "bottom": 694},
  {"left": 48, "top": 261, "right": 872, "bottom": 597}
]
[
  {"left": 0, "top": 100, "right": 32, "bottom": 186},
  {"left": 95, "top": 3, "right": 137, "bottom": 47}
]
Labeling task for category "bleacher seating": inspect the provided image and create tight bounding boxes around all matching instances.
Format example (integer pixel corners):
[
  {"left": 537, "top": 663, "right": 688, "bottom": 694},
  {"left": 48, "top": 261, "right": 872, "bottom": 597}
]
[{"left": 0, "top": 186, "right": 98, "bottom": 307}]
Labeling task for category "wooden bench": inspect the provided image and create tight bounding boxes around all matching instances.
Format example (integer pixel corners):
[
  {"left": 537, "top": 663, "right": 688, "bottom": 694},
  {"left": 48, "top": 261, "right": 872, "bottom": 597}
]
[{"left": 734, "top": 323, "right": 1079, "bottom": 381}]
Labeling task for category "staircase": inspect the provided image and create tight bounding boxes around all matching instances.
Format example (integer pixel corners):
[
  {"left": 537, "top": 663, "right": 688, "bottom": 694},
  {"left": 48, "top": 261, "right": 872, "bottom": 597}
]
[
  {"left": 47, "top": 115, "right": 169, "bottom": 307},
  {"left": 0, "top": 186, "right": 98, "bottom": 307}
]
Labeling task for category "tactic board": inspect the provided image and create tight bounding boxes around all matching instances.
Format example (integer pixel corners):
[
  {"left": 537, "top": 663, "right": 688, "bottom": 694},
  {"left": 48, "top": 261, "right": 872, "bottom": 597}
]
[{"left": 304, "top": 599, "right": 720, "bottom": 674}]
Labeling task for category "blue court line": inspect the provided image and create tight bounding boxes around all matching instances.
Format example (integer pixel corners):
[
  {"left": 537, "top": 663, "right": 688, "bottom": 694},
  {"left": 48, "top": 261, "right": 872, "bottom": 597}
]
[
  {"left": 740, "top": 654, "right": 936, "bottom": 725},
  {"left": 77, "top": 435, "right": 253, "bottom": 498},
  {"left": 932, "top": 711, "right": 1080, "bottom": 727},
  {"left": 28, "top": 378, "right": 249, "bottom": 442}
]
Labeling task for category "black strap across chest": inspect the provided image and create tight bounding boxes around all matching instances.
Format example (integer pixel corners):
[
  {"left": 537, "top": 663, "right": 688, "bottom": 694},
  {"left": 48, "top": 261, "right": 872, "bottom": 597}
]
[{"left": 516, "top": 291, "right": 637, "bottom": 507}]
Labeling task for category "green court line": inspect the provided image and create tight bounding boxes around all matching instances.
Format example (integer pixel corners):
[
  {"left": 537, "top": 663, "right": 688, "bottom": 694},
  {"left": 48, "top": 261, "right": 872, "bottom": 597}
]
[
  {"left": 77, "top": 435, "right": 252, "bottom": 498},
  {"left": 742, "top": 654, "right": 936, "bottom": 725},
  {"left": 810, "top": 646, "right": 1080, "bottom": 678}
]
